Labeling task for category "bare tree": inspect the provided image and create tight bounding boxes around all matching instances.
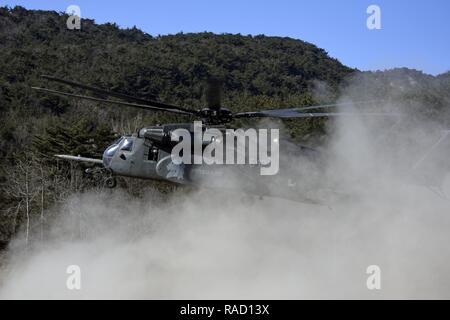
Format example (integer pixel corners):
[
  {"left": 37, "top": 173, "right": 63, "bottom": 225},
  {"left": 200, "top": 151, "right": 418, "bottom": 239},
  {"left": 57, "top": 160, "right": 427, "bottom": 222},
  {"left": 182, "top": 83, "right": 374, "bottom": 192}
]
[{"left": 4, "top": 157, "right": 40, "bottom": 245}]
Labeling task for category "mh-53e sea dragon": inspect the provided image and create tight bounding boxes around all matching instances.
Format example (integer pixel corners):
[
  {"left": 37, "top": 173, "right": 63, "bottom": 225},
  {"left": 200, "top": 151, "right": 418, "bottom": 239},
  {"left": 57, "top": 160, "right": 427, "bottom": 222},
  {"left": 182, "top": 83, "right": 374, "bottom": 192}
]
[{"left": 32, "top": 75, "right": 450, "bottom": 203}]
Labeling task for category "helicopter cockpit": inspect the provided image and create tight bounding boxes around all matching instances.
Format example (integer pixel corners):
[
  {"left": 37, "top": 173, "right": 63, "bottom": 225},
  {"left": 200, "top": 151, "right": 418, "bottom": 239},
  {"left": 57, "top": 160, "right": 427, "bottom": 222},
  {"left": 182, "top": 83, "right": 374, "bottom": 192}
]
[{"left": 103, "top": 137, "right": 135, "bottom": 167}]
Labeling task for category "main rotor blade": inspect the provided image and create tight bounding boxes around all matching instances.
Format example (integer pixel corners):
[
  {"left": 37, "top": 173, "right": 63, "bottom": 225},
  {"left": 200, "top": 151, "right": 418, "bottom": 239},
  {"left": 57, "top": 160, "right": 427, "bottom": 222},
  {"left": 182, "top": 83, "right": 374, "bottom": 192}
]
[
  {"left": 234, "top": 109, "right": 400, "bottom": 119},
  {"left": 32, "top": 87, "right": 194, "bottom": 115},
  {"left": 204, "top": 77, "right": 222, "bottom": 110},
  {"left": 41, "top": 75, "right": 196, "bottom": 115},
  {"left": 235, "top": 100, "right": 385, "bottom": 118},
  {"left": 292, "top": 99, "right": 385, "bottom": 112}
]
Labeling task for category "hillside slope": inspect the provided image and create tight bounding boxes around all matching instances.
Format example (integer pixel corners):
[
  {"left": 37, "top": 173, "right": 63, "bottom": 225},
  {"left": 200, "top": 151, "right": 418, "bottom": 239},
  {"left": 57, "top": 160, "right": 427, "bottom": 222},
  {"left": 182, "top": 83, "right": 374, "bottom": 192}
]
[{"left": 0, "top": 6, "right": 449, "bottom": 245}]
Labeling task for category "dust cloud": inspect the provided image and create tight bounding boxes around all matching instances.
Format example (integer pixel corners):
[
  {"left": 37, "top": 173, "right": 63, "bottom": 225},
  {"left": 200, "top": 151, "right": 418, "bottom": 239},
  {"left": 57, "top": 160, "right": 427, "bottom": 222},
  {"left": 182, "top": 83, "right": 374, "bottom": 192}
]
[{"left": 1, "top": 75, "right": 450, "bottom": 299}]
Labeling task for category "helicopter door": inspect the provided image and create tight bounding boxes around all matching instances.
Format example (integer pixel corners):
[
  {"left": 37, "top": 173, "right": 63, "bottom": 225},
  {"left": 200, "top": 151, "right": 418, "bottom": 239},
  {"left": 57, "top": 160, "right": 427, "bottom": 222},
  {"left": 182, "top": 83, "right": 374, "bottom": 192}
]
[{"left": 134, "top": 144, "right": 159, "bottom": 178}]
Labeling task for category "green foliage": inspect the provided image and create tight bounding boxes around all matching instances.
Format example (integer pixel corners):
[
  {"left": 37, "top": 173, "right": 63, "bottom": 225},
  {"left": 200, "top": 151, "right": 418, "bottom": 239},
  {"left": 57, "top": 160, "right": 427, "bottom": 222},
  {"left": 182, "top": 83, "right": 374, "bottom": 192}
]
[
  {"left": 1, "top": 6, "right": 449, "bottom": 245},
  {"left": 0, "top": 6, "right": 358, "bottom": 168}
]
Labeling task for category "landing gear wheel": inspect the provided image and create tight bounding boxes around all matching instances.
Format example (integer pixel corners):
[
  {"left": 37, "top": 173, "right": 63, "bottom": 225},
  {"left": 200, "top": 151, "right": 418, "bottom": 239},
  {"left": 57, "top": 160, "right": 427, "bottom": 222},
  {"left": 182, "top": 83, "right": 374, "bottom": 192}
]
[{"left": 105, "top": 177, "right": 117, "bottom": 188}]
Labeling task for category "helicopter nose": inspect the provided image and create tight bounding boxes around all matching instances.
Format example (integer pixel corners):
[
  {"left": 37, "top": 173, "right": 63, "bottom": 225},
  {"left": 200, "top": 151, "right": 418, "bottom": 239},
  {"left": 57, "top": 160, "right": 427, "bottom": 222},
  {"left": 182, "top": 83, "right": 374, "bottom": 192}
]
[
  {"left": 103, "top": 143, "right": 120, "bottom": 168},
  {"left": 102, "top": 152, "right": 111, "bottom": 168}
]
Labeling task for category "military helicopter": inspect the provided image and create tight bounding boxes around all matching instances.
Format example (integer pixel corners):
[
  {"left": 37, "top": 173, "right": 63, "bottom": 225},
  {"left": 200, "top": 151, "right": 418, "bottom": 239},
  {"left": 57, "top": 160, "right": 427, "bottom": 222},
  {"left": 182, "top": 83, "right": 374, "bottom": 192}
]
[{"left": 32, "top": 75, "right": 409, "bottom": 203}]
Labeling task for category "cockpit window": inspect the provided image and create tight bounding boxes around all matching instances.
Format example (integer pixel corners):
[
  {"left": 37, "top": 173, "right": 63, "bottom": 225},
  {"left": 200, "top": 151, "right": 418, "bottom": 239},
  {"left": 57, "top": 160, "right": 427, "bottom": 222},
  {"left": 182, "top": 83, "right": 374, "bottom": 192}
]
[
  {"left": 112, "top": 137, "right": 124, "bottom": 146},
  {"left": 120, "top": 138, "right": 134, "bottom": 151},
  {"left": 105, "top": 144, "right": 119, "bottom": 157}
]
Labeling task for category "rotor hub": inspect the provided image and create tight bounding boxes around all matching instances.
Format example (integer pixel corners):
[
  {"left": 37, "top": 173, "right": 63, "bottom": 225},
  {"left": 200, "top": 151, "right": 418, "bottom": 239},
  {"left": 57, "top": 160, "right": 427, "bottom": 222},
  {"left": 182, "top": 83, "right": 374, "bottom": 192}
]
[{"left": 199, "top": 107, "right": 233, "bottom": 124}]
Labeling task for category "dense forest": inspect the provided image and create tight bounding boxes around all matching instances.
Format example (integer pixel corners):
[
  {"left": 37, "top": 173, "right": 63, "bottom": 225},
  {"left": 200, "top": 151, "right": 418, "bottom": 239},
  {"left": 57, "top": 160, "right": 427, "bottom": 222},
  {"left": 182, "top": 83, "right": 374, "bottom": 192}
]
[{"left": 0, "top": 6, "right": 449, "bottom": 247}]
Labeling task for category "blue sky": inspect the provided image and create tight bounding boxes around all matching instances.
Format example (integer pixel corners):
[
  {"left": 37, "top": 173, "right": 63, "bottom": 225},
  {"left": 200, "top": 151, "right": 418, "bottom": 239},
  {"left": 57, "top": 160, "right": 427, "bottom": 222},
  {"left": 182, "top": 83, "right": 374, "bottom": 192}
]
[{"left": 2, "top": 0, "right": 449, "bottom": 75}]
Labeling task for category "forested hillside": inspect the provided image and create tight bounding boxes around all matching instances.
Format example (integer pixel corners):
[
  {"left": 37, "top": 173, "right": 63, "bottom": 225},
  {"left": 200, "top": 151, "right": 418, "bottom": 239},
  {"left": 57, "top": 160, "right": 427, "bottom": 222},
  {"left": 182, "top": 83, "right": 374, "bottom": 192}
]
[{"left": 0, "top": 6, "right": 449, "bottom": 247}]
